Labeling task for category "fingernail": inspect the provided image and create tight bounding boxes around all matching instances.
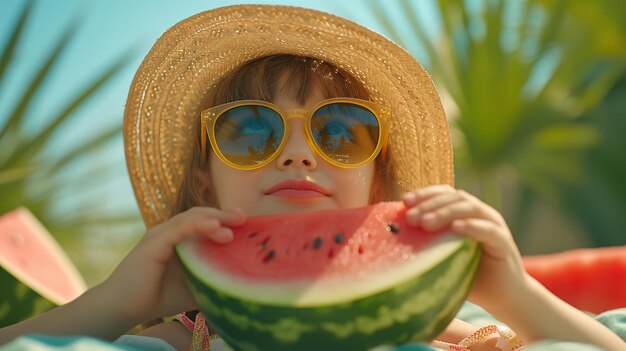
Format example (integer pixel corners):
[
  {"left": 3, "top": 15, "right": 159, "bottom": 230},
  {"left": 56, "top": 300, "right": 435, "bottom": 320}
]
[
  {"left": 218, "top": 227, "right": 233, "bottom": 241},
  {"left": 422, "top": 213, "right": 436, "bottom": 226},
  {"left": 403, "top": 192, "right": 416, "bottom": 205},
  {"left": 231, "top": 208, "right": 246, "bottom": 220},
  {"left": 406, "top": 208, "right": 420, "bottom": 224},
  {"left": 406, "top": 207, "right": 420, "bottom": 220},
  {"left": 452, "top": 220, "right": 465, "bottom": 230}
]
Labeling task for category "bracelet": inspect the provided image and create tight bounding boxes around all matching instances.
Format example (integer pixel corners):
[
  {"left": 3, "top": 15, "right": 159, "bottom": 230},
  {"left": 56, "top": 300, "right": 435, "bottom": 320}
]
[
  {"left": 495, "top": 325, "right": 526, "bottom": 351},
  {"left": 429, "top": 339, "right": 469, "bottom": 350},
  {"left": 458, "top": 324, "right": 499, "bottom": 347},
  {"left": 430, "top": 324, "right": 525, "bottom": 351},
  {"left": 189, "top": 312, "right": 211, "bottom": 351}
]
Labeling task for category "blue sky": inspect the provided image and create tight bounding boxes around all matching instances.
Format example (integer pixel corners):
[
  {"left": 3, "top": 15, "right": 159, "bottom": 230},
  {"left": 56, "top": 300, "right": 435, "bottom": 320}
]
[{"left": 0, "top": 0, "right": 438, "bottom": 217}]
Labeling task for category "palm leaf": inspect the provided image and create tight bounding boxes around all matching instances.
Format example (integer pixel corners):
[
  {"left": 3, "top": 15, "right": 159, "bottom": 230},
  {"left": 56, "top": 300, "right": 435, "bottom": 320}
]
[
  {"left": 0, "top": 1, "right": 32, "bottom": 86},
  {"left": 362, "top": 0, "right": 626, "bottom": 244},
  {"left": 0, "top": 17, "right": 80, "bottom": 145},
  {"left": 0, "top": 3, "right": 139, "bottom": 236},
  {"left": 0, "top": 166, "right": 34, "bottom": 185},
  {"left": 4, "top": 52, "right": 133, "bottom": 168},
  {"left": 48, "top": 123, "right": 123, "bottom": 175}
]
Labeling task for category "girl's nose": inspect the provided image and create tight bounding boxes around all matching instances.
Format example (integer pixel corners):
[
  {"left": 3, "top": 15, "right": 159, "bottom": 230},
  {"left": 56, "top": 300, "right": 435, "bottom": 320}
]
[{"left": 276, "top": 119, "right": 317, "bottom": 170}]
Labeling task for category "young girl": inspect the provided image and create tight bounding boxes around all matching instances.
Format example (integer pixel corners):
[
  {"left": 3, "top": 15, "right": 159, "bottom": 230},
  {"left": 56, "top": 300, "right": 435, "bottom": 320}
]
[{"left": 1, "top": 5, "right": 625, "bottom": 351}]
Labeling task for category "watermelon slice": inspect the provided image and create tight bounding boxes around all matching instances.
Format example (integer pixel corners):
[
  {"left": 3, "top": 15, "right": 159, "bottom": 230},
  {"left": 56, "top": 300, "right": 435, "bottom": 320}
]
[
  {"left": 524, "top": 246, "right": 626, "bottom": 314},
  {"left": 0, "top": 208, "right": 86, "bottom": 327},
  {"left": 177, "top": 201, "right": 481, "bottom": 350}
]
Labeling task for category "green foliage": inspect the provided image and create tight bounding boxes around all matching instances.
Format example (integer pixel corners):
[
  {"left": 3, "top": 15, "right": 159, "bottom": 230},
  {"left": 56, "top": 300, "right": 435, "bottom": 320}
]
[
  {"left": 559, "top": 75, "right": 626, "bottom": 246},
  {"left": 365, "top": 0, "right": 626, "bottom": 247},
  {"left": 0, "top": 2, "right": 143, "bottom": 283}
]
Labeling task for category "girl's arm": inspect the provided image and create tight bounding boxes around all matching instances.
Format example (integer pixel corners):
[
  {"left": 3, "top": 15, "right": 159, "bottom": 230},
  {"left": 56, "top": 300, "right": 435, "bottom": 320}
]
[
  {"left": 490, "top": 274, "right": 625, "bottom": 348},
  {"left": 404, "top": 185, "right": 626, "bottom": 350},
  {"left": 0, "top": 282, "right": 135, "bottom": 344},
  {"left": 0, "top": 207, "right": 245, "bottom": 345}
]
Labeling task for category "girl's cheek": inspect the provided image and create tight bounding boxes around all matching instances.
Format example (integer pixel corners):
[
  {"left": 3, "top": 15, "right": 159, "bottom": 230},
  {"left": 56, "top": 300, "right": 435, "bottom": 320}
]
[{"left": 335, "top": 166, "right": 375, "bottom": 205}]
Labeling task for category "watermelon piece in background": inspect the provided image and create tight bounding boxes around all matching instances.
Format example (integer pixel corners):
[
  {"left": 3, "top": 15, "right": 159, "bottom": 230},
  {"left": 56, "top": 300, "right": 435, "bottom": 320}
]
[
  {"left": 178, "top": 201, "right": 481, "bottom": 351},
  {"left": 523, "top": 245, "right": 626, "bottom": 314},
  {"left": 0, "top": 208, "right": 86, "bottom": 327}
]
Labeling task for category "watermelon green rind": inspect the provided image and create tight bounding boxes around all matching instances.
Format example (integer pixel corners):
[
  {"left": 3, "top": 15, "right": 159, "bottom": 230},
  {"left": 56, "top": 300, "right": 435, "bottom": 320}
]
[
  {"left": 178, "top": 234, "right": 470, "bottom": 307},
  {"left": 407, "top": 241, "right": 480, "bottom": 342},
  {"left": 180, "top": 237, "right": 480, "bottom": 350},
  {"left": 0, "top": 266, "right": 56, "bottom": 327}
]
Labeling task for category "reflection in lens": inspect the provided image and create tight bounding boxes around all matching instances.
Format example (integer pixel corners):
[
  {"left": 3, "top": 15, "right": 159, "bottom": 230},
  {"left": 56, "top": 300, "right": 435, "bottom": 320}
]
[
  {"left": 311, "top": 103, "right": 379, "bottom": 165},
  {"left": 215, "top": 105, "right": 284, "bottom": 166}
]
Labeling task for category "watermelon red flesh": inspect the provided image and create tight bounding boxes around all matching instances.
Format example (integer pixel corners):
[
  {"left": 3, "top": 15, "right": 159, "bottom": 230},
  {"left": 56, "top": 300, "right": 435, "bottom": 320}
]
[
  {"left": 195, "top": 204, "right": 440, "bottom": 280},
  {"left": 188, "top": 202, "right": 465, "bottom": 306},
  {"left": 0, "top": 208, "right": 86, "bottom": 326},
  {"left": 524, "top": 246, "right": 626, "bottom": 314},
  {"left": 177, "top": 202, "right": 481, "bottom": 350}
]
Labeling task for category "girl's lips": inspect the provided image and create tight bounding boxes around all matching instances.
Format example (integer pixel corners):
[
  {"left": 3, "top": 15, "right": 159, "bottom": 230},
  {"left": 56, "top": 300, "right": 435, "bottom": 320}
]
[
  {"left": 264, "top": 179, "right": 331, "bottom": 198},
  {"left": 269, "top": 189, "right": 327, "bottom": 198}
]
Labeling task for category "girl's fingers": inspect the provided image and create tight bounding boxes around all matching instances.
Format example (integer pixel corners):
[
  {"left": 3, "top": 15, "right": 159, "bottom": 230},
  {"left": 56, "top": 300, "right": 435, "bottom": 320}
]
[
  {"left": 403, "top": 185, "right": 455, "bottom": 206},
  {"left": 452, "top": 219, "right": 509, "bottom": 258},
  {"left": 418, "top": 200, "right": 484, "bottom": 231},
  {"left": 211, "top": 227, "right": 234, "bottom": 243},
  {"left": 406, "top": 192, "right": 464, "bottom": 226},
  {"left": 153, "top": 207, "right": 246, "bottom": 246},
  {"left": 184, "top": 206, "right": 247, "bottom": 227},
  {"left": 188, "top": 218, "right": 233, "bottom": 244}
]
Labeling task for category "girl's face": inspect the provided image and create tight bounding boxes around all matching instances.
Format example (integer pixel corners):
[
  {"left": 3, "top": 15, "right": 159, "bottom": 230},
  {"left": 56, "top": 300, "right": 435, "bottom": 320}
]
[{"left": 207, "top": 76, "right": 376, "bottom": 216}]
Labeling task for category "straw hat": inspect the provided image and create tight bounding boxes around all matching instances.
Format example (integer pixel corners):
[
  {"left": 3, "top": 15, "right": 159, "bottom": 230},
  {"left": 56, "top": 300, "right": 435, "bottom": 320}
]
[{"left": 123, "top": 4, "right": 453, "bottom": 228}]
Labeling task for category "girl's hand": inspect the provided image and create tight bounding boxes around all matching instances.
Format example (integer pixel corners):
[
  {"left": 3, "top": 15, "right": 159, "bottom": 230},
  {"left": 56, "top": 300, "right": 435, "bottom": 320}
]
[
  {"left": 101, "top": 207, "right": 246, "bottom": 326},
  {"left": 403, "top": 185, "right": 528, "bottom": 312}
]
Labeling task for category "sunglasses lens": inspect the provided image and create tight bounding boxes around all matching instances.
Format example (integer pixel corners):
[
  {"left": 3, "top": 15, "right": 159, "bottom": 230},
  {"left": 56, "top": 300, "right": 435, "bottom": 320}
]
[
  {"left": 214, "top": 105, "right": 284, "bottom": 166},
  {"left": 311, "top": 103, "right": 380, "bottom": 165}
]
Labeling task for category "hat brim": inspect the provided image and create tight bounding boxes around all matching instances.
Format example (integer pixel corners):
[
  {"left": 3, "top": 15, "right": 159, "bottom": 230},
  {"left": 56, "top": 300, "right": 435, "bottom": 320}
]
[{"left": 124, "top": 4, "right": 453, "bottom": 227}]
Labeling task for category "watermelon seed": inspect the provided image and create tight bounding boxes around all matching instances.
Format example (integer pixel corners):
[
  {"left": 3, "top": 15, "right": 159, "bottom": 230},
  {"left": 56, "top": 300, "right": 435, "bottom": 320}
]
[
  {"left": 386, "top": 223, "right": 400, "bottom": 234},
  {"left": 248, "top": 232, "right": 258, "bottom": 239},
  {"left": 334, "top": 233, "right": 344, "bottom": 244},
  {"left": 313, "top": 237, "right": 323, "bottom": 249},
  {"left": 263, "top": 250, "right": 275, "bottom": 263},
  {"left": 259, "top": 237, "right": 270, "bottom": 250}
]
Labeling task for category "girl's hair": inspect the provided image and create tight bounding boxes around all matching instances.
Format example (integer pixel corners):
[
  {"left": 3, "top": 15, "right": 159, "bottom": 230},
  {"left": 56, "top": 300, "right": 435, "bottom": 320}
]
[{"left": 170, "top": 54, "right": 398, "bottom": 217}]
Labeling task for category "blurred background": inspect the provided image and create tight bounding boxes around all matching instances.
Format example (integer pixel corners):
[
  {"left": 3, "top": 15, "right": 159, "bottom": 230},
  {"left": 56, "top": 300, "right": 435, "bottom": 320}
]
[{"left": 1, "top": 0, "right": 625, "bottom": 288}]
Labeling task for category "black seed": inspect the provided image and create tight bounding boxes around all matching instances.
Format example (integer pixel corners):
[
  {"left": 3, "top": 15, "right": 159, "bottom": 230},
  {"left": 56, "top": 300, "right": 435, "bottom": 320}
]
[
  {"left": 248, "top": 232, "right": 258, "bottom": 239},
  {"left": 334, "top": 233, "right": 344, "bottom": 244},
  {"left": 313, "top": 237, "right": 323, "bottom": 249},
  {"left": 263, "top": 250, "right": 275, "bottom": 263},
  {"left": 386, "top": 223, "right": 400, "bottom": 234},
  {"left": 259, "top": 237, "right": 270, "bottom": 250}
]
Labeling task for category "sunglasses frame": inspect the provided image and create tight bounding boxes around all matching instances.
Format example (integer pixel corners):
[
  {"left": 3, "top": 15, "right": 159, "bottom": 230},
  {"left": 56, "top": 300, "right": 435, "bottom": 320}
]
[{"left": 200, "top": 97, "right": 390, "bottom": 170}]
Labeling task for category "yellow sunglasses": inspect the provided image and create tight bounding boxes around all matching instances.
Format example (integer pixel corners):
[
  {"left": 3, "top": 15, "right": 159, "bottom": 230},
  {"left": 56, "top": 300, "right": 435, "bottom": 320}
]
[{"left": 200, "top": 97, "right": 390, "bottom": 170}]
